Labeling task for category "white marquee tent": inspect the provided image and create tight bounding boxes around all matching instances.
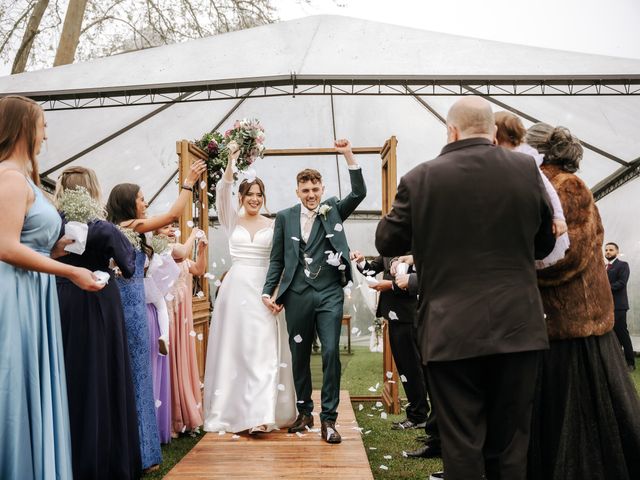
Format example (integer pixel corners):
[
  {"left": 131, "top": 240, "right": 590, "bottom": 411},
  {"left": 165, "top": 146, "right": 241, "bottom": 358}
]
[{"left": 2, "top": 15, "right": 640, "bottom": 334}]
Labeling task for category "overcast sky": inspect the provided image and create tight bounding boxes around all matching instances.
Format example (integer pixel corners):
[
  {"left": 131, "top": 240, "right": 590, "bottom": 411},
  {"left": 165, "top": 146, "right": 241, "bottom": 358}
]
[{"left": 278, "top": 0, "right": 640, "bottom": 59}]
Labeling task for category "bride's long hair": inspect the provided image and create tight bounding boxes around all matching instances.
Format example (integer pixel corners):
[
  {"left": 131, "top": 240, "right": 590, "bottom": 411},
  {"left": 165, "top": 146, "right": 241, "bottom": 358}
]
[{"left": 238, "top": 178, "right": 269, "bottom": 214}]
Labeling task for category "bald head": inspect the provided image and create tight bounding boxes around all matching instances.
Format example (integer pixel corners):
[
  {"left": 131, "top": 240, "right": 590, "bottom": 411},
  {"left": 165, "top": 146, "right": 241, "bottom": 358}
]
[{"left": 446, "top": 97, "right": 496, "bottom": 142}]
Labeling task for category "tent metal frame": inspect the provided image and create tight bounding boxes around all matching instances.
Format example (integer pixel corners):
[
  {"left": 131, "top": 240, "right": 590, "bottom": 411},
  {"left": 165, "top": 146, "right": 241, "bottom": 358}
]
[
  {"left": 33, "top": 74, "right": 640, "bottom": 199},
  {"left": 14, "top": 74, "right": 640, "bottom": 112}
]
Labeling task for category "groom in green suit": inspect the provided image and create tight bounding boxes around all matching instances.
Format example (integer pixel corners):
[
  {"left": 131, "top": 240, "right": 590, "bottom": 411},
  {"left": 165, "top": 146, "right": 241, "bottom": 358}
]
[{"left": 262, "top": 139, "right": 366, "bottom": 444}]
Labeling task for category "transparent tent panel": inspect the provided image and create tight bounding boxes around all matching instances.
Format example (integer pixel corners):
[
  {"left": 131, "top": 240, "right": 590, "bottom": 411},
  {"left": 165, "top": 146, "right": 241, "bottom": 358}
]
[
  {"left": 47, "top": 99, "right": 238, "bottom": 203},
  {"left": 598, "top": 180, "right": 640, "bottom": 335},
  {"left": 40, "top": 104, "right": 158, "bottom": 172}
]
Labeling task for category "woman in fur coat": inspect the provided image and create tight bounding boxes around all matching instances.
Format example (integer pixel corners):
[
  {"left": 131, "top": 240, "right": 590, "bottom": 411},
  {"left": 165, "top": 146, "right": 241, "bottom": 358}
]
[{"left": 527, "top": 125, "right": 640, "bottom": 480}]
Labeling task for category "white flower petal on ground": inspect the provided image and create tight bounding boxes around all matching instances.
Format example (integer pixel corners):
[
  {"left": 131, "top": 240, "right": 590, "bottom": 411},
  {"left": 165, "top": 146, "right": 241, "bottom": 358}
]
[
  {"left": 368, "top": 386, "right": 377, "bottom": 392},
  {"left": 379, "top": 465, "right": 388, "bottom": 471},
  {"left": 232, "top": 434, "right": 240, "bottom": 440},
  {"left": 187, "top": 220, "right": 195, "bottom": 228},
  {"left": 375, "top": 401, "right": 383, "bottom": 408},
  {"left": 402, "top": 451, "right": 408, "bottom": 458},
  {"left": 334, "top": 223, "right": 343, "bottom": 232},
  {"left": 369, "top": 447, "right": 377, "bottom": 450},
  {"left": 365, "top": 430, "right": 372, "bottom": 435},
  {"left": 358, "top": 404, "right": 364, "bottom": 411},
  {"left": 381, "top": 412, "right": 388, "bottom": 420},
  {"left": 376, "top": 382, "right": 380, "bottom": 389},
  {"left": 388, "top": 311, "right": 399, "bottom": 320},
  {"left": 218, "top": 431, "right": 226, "bottom": 436},
  {"left": 384, "top": 455, "right": 392, "bottom": 460},
  {"left": 326, "top": 427, "right": 335, "bottom": 441},
  {"left": 295, "top": 432, "right": 305, "bottom": 438},
  {"left": 293, "top": 334, "right": 303, "bottom": 343}
]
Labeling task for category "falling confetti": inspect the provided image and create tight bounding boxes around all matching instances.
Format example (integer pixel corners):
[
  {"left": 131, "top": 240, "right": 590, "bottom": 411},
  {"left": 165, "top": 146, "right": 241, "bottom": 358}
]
[
  {"left": 165, "top": 293, "right": 175, "bottom": 301},
  {"left": 218, "top": 431, "right": 226, "bottom": 436},
  {"left": 279, "top": 363, "right": 288, "bottom": 368},
  {"left": 326, "top": 251, "right": 342, "bottom": 267},
  {"left": 291, "top": 236, "right": 300, "bottom": 242},
  {"left": 334, "top": 223, "right": 343, "bottom": 232},
  {"left": 155, "top": 400, "right": 162, "bottom": 408},
  {"left": 325, "top": 234, "right": 334, "bottom": 238},
  {"left": 304, "top": 269, "right": 311, "bottom": 277},
  {"left": 196, "top": 230, "right": 205, "bottom": 238},
  {"left": 388, "top": 311, "right": 399, "bottom": 320},
  {"left": 295, "top": 432, "right": 305, "bottom": 438},
  {"left": 197, "top": 333, "right": 204, "bottom": 341},
  {"left": 187, "top": 220, "right": 195, "bottom": 228},
  {"left": 196, "top": 291, "right": 204, "bottom": 298},
  {"left": 214, "top": 389, "right": 221, "bottom": 396},
  {"left": 232, "top": 435, "right": 240, "bottom": 440},
  {"left": 338, "top": 265, "right": 346, "bottom": 271},
  {"left": 200, "top": 180, "right": 207, "bottom": 190},
  {"left": 293, "top": 335, "right": 303, "bottom": 343},
  {"left": 189, "top": 331, "right": 196, "bottom": 337},
  {"left": 277, "top": 384, "right": 285, "bottom": 391},
  {"left": 400, "top": 375, "right": 408, "bottom": 383},
  {"left": 386, "top": 371, "right": 393, "bottom": 379},
  {"left": 174, "top": 230, "right": 181, "bottom": 238},
  {"left": 305, "top": 257, "right": 313, "bottom": 264},
  {"left": 214, "top": 280, "right": 222, "bottom": 287}
]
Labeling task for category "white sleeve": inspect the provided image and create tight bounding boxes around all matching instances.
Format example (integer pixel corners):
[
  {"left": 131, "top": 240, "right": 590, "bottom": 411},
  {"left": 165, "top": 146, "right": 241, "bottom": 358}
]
[
  {"left": 539, "top": 168, "right": 565, "bottom": 222},
  {"left": 216, "top": 178, "right": 238, "bottom": 234}
]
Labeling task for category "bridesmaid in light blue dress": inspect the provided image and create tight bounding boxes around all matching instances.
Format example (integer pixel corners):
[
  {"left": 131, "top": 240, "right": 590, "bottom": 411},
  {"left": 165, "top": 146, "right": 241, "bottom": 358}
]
[{"left": 0, "top": 96, "right": 104, "bottom": 480}]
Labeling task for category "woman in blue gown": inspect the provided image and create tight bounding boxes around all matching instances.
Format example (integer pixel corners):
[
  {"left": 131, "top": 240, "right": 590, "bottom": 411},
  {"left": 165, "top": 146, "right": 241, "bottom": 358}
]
[
  {"left": 105, "top": 158, "right": 205, "bottom": 472},
  {"left": 54, "top": 166, "right": 142, "bottom": 479},
  {"left": 0, "top": 95, "right": 104, "bottom": 479}
]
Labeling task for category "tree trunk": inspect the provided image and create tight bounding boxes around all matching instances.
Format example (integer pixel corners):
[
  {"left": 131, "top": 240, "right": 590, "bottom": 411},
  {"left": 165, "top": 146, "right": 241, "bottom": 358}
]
[
  {"left": 11, "top": 0, "right": 50, "bottom": 74},
  {"left": 53, "top": 0, "right": 88, "bottom": 67}
]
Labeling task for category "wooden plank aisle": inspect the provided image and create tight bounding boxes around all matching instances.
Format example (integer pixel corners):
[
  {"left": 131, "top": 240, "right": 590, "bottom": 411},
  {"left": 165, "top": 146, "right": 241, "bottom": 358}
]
[{"left": 165, "top": 391, "right": 374, "bottom": 479}]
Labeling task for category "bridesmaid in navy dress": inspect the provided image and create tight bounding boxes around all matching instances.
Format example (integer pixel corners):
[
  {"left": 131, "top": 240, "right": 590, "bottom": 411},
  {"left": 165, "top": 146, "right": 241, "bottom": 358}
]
[
  {"left": 54, "top": 166, "right": 142, "bottom": 480},
  {"left": 0, "top": 96, "right": 103, "bottom": 479},
  {"left": 106, "top": 158, "right": 205, "bottom": 472}
]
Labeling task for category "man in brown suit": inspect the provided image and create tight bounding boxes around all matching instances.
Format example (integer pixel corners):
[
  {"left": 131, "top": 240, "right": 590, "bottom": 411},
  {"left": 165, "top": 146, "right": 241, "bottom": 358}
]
[{"left": 375, "top": 97, "right": 555, "bottom": 480}]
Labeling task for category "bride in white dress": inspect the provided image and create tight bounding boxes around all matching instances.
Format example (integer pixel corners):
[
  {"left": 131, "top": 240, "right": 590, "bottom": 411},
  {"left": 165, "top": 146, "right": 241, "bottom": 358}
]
[{"left": 203, "top": 147, "right": 297, "bottom": 433}]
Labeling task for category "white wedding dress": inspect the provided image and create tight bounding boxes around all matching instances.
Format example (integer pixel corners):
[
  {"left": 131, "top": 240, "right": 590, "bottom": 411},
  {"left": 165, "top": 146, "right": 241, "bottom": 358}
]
[{"left": 203, "top": 179, "right": 297, "bottom": 433}]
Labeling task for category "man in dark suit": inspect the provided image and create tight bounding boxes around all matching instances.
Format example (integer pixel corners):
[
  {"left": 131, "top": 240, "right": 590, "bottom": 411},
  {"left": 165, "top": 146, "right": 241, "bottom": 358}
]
[
  {"left": 605, "top": 242, "right": 635, "bottom": 371},
  {"left": 375, "top": 96, "right": 555, "bottom": 480},
  {"left": 262, "top": 139, "right": 366, "bottom": 444},
  {"left": 351, "top": 252, "right": 436, "bottom": 438}
]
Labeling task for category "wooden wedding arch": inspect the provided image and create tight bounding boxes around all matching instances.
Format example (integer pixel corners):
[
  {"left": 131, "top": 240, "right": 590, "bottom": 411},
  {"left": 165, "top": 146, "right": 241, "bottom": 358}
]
[{"left": 177, "top": 136, "right": 402, "bottom": 413}]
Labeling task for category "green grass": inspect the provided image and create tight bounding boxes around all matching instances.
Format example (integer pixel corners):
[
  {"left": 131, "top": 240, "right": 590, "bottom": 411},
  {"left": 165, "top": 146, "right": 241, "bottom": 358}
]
[{"left": 145, "top": 348, "right": 640, "bottom": 479}]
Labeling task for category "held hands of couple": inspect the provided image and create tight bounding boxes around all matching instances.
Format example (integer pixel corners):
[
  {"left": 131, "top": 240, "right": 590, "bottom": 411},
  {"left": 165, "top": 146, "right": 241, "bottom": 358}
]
[{"left": 261, "top": 295, "right": 283, "bottom": 315}]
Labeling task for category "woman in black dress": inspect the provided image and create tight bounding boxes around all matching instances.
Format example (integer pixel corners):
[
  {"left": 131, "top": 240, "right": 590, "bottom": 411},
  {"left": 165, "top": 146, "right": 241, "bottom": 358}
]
[{"left": 54, "top": 166, "right": 142, "bottom": 480}]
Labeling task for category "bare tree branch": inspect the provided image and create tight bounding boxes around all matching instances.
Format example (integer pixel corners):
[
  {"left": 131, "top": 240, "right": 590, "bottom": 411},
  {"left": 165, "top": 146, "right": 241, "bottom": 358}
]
[{"left": 11, "top": 0, "right": 49, "bottom": 74}]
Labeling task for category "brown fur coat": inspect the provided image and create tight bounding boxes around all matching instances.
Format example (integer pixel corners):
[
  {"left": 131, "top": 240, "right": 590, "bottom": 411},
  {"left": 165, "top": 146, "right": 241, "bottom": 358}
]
[{"left": 537, "top": 164, "right": 614, "bottom": 340}]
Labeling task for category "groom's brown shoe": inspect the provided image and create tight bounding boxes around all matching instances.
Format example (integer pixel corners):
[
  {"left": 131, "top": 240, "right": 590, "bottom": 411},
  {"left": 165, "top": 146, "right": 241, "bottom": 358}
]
[
  {"left": 288, "top": 413, "right": 313, "bottom": 433},
  {"left": 321, "top": 420, "right": 342, "bottom": 444}
]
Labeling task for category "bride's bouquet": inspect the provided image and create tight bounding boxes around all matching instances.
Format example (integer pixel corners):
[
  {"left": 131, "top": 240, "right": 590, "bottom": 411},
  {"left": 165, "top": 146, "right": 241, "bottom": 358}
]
[
  {"left": 57, "top": 186, "right": 105, "bottom": 255},
  {"left": 194, "top": 118, "right": 266, "bottom": 209}
]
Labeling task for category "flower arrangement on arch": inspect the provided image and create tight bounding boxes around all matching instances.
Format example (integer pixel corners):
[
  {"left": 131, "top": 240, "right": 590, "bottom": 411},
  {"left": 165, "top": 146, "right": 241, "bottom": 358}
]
[{"left": 194, "top": 118, "right": 266, "bottom": 209}]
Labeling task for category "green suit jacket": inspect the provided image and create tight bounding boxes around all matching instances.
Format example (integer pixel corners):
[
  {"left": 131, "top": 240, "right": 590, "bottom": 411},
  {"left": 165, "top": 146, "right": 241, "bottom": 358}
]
[{"left": 263, "top": 168, "right": 366, "bottom": 303}]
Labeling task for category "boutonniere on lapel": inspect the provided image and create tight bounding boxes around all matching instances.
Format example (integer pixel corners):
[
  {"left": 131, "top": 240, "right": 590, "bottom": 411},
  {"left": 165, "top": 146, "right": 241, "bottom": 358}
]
[{"left": 318, "top": 204, "right": 332, "bottom": 220}]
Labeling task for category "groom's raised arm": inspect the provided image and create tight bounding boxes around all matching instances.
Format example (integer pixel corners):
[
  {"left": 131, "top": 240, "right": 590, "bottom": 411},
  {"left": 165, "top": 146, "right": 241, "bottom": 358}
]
[
  {"left": 334, "top": 139, "right": 367, "bottom": 220},
  {"left": 263, "top": 212, "right": 285, "bottom": 297}
]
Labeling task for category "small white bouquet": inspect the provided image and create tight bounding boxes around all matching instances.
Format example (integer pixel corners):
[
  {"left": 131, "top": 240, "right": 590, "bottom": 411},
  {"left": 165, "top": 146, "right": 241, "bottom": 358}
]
[{"left": 57, "top": 187, "right": 104, "bottom": 255}]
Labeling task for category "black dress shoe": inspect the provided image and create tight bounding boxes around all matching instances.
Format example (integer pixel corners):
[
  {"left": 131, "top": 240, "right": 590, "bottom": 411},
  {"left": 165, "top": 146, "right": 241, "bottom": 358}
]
[
  {"left": 321, "top": 420, "right": 342, "bottom": 444},
  {"left": 429, "top": 472, "right": 444, "bottom": 479},
  {"left": 406, "top": 444, "right": 442, "bottom": 459},
  {"left": 391, "top": 418, "right": 427, "bottom": 430},
  {"left": 288, "top": 413, "right": 313, "bottom": 433}
]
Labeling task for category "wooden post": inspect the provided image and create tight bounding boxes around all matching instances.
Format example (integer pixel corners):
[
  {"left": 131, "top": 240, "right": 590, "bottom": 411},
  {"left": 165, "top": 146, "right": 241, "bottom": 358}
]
[
  {"left": 380, "top": 136, "right": 400, "bottom": 414},
  {"left": 177, "top": 140, "right": 211, "bottom": 384}
]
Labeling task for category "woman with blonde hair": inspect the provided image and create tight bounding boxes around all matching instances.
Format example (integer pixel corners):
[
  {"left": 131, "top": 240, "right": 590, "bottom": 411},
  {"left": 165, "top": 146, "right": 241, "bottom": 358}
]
[
  {"left": 0, "top": 96, "right": 103, "bottom": 479},
  {"left": 54, "top": 166, "right": 141, "bottom": 479}
]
